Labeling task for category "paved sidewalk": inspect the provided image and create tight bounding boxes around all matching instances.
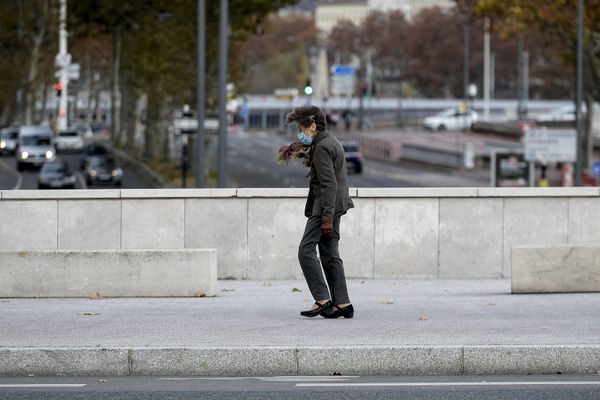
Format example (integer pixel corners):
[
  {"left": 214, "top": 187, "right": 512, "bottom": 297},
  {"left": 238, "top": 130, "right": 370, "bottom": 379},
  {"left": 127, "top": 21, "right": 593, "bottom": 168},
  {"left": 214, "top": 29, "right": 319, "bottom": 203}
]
[{"left": 1, "top": 280, "right": 599, "bottom": 376}]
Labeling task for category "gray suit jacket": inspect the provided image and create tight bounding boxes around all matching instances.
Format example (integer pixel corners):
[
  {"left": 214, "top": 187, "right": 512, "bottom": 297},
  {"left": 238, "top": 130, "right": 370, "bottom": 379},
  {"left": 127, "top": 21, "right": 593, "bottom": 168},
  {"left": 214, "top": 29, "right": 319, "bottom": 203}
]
[{"left": 305, "top": 130, "right": 354, "bottom": 223}]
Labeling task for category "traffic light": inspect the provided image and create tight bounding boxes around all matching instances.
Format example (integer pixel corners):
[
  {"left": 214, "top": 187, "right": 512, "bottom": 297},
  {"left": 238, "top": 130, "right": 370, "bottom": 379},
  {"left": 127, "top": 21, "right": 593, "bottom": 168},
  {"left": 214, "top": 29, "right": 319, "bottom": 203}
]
[
  {"left": 55, "top": 82, "right": 63, "bottom": 97},
  {"left": 304, "top": 79, "right": 313, "bottom": 96}
]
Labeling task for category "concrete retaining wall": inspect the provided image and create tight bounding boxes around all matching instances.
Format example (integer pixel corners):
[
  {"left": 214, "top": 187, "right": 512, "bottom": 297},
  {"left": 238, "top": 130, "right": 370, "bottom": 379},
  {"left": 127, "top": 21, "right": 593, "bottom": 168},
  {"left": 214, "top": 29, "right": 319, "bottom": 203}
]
[
  {"left": 0, "top": 249, "right": 217, "bottom": 297},
  {"left": 1, "top": 187, "right": 599, "bottom": 280}
]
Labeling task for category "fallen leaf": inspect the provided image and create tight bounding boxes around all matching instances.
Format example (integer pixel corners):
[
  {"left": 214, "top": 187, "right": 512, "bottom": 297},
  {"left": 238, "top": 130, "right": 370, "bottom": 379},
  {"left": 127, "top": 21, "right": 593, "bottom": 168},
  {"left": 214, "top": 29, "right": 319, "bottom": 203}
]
[
  {"left": 194, "top": 291, "right": 206, "bottom": 297},
  {"left": 262, "top": 282, "right": 272, "bottom": 287},
  {"left": 89, "top": 291, "right": 103, "bottom": 300},
  {"left": 418, "top": 315, "right": 428, "bottom": 321},
  {"left": 78, "top": 312, "right": 99, "bottom": 316},
  {"left": 381, "top": 300, "right": 394, "bottom": 305},
  {"left": 292, "top": 287, "right": 302, "bottom": 292},
  {"left": 220, "top": 288, "right": 235, "bottom": 292}
]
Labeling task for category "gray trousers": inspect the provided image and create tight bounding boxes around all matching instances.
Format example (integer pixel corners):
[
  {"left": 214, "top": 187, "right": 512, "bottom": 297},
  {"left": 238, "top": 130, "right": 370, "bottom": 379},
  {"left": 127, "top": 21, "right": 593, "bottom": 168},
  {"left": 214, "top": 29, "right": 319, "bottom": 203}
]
[{"left": 298, "top": 214, "right": 350, "bottom": 305}]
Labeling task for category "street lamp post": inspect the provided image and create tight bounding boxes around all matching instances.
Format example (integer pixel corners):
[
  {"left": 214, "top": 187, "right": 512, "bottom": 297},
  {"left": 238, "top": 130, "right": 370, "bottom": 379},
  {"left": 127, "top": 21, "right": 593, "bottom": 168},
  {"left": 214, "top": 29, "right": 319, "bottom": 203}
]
[
  {"left": 217, "top": 0, "right": 229, "bottom": 187},
  {"left": 196, "top": 0, "right": 206, "bottom": 187},
  {"left": 575, "top": 0, "right": 584, "bottom": 186}
]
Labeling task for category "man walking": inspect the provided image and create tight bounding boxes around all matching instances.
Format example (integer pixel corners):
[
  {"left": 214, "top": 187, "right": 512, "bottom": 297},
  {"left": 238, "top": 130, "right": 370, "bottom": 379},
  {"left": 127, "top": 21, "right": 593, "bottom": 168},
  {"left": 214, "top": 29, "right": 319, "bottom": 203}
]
[{"left": 285, "top": 105, "right": 355, "bottom": 319}]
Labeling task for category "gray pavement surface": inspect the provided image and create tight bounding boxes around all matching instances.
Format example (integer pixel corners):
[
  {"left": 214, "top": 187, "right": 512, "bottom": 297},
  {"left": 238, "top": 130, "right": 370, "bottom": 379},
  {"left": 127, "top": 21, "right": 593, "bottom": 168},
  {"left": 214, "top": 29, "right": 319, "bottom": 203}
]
[
  {"left": 2, "top": 375, "right": 600, "bottom": 400},
  {"left": 1, "top": 280, "right": 600, "bottom": 376}
]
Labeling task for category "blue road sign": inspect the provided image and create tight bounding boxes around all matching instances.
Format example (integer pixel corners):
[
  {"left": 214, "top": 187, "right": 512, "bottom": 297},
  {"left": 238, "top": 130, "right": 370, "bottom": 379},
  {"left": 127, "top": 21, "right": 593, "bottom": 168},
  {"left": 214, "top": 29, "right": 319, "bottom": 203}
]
[
  {"left": 332, "top": 65, "right": 355, "bottom": 75},
  {"left": 591, "top": 161, "right": 600, "bottom": 177}
]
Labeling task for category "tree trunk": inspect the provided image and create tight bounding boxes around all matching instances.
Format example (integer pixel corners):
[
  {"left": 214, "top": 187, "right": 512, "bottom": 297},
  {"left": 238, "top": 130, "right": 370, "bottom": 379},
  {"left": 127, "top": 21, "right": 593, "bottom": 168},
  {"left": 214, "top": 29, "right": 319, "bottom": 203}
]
[
  {"left": 24, "top": 1, "right": 47, "bottom": 125},
  {"left": 144, "top": 91, "right": 160, "bottom": 160},
  {"left": 39, "top": 79, "right": 48, "bottom": 123},
  {"left": 111, "top": 25, "right": 122, "bottom": 143}
]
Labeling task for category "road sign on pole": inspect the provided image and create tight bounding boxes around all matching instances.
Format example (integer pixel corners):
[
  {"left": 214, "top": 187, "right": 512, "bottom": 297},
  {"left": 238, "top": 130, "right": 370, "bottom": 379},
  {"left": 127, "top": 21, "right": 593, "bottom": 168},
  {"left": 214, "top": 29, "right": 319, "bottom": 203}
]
[
  {"left": 524, "top": 127, "right": 577, "bottom": 163},
  {"left": 330, "top": 64, "right": 355, "bottom": 97}
]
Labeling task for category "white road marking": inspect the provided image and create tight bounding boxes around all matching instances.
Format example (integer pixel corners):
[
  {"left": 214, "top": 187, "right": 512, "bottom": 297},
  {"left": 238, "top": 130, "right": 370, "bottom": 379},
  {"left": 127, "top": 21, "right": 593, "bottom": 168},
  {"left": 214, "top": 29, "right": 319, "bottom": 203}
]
[
  {"left": 0, "top": 384, "right": 86, "bottom": 388},
  {"left": 296, "top": 381, "right": 600, "bottom": 388},
  {"left": 75, "top": 171, "right": 87, "bottom": 189},
  {"left": 158, "top": 376, "right": 358, "bottom": 382}
]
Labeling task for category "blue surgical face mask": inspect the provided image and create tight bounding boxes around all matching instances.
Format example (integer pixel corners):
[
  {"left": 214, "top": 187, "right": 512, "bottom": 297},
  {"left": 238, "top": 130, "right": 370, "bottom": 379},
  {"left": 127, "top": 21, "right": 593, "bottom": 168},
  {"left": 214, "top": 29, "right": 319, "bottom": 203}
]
[{"left": 297, "top": 131, "right": 313, "bottom": 145}]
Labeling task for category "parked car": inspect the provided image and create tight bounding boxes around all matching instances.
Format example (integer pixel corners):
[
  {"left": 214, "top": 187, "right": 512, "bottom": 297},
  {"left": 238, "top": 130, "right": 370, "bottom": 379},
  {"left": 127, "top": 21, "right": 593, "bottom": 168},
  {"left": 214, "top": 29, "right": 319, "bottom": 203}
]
[
  {"left": 0, "top": 127, "right": 19, "bottom": 155},
  {"left": 341, "top": 141, "right": 364, "bottom": 174},
  {"left": 55, "top": 129, "right": 85, "bottom": 152},
  {"left": 83, "top": 155, "right": 123, "bottom": 186},
  {"left": 423, "top": 108, "right": 478, "bottom": 131},
  {"left": 37, "top": 160, "right": 77, "bottom": 189},
  {"left": 16, "top": 125, "right": 56, "bottom": 171},
  {"left": 80, "top": 143, "right": 109, "bottom": 170}
]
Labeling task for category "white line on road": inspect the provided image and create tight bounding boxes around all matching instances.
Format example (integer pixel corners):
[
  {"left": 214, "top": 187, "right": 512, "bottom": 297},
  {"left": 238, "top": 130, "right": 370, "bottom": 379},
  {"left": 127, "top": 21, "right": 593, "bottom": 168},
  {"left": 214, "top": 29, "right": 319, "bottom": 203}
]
[
  {"left": 296, "top": 381, "right": 600, "bottom": 388},
  {"left": 75, "top": 171, "right": 87, "bottom": 189},
  {"left": 0, "top": 384, "right": 87, "bottom": 388},
  {"left": 158, "top": 376, "right": 358, "bottom": 382}
]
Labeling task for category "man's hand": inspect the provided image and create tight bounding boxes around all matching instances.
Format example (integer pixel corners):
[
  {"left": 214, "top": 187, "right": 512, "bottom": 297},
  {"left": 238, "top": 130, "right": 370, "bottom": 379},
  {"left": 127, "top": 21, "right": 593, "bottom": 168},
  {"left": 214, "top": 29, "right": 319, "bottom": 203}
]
[{"left": 321, "top": 222, "right": 333, "bottom": 237}]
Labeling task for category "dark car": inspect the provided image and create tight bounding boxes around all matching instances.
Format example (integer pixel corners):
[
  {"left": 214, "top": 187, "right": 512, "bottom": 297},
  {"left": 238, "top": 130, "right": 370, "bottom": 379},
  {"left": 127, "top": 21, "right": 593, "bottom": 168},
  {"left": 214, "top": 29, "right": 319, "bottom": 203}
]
[
  {"left": 84, "top": 155, "right": 123, "bottom": 186},
  {"left": 37, "top": 160, "right": 77, "bottom": 189},
  {"left": 341, "top": 141, "right": 364, "bottom": 173},
  {"left": 80, "top": 143, "right": 109, "bottom": 170}
]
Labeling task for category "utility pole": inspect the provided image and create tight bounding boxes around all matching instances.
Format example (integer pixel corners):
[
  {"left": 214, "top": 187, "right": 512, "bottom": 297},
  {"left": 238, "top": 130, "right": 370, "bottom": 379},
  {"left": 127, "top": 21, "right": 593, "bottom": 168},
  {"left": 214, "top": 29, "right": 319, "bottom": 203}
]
[
  {"left": 196, "top": 0, "right": 206, "bottom": 187},
  {"left": 517, "top": 34, "right": 524, "bottom": 120},
  {"left": 217, "top": 0, "right": 229, "bottom": 187},
  {"left": 56, "top": 0, "right": 70, "bottom": 131},
  {"left": 483, "top": 18, "right": 491, "bottom": 119},
  {"left": 463, "top": 16, "right": 470, "bottom": 104},
  {"left": 575, "top": 0, "right": 584, "bottom": 186}
]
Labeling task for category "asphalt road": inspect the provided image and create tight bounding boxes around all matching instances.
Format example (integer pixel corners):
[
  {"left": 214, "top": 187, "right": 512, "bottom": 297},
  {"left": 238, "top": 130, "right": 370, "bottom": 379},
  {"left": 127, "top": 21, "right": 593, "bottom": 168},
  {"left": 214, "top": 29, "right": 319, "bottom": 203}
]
[
  {"left": 0, "top": 375, "right": 598, "bottom": 399},
  {"left": 226, "top": 131, "right": 414, "bottom": 188},
  {"left": 0, "top": 150, "right": 148, "bottom": 190}
]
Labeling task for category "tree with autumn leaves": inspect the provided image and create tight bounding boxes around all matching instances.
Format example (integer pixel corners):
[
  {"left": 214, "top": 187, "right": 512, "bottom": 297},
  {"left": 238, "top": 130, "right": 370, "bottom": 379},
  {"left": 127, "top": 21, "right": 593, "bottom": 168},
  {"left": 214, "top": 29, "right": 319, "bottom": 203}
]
[{"left": 474, "top": 0, "right": 600, "bottom": 169}]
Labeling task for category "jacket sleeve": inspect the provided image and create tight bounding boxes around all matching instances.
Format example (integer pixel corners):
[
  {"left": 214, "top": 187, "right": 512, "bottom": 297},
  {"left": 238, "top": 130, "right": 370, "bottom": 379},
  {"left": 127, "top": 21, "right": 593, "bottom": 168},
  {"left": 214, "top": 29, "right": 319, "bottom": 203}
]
[{"left": 313, "top": 144, "right": 337, "bottom": 224}]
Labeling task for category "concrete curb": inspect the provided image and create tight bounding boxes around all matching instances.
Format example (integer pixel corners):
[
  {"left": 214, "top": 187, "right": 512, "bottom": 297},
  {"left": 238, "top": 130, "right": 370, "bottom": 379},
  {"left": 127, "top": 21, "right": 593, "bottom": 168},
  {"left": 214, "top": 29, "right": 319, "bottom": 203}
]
[{"left": 1, "top": 345, "right": 599, "bottom": 376}]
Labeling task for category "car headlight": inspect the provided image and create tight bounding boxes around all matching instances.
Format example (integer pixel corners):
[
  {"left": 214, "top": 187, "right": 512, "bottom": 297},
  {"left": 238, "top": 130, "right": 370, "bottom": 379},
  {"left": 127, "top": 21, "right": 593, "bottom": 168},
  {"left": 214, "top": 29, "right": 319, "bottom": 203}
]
[
  {"left": 21, "top": 151, "right": 28, "bottom": 159},
  {"left": 111, "top": 168, "right": 122, "bottom": 177},
  {"left": 0, "top": 140, "right": 5, "bottom": 149},
  {"left": 90, "top": 170, "right": 97, "bottom": 177},
  {"left": 45, "top": 150, "right": 54, "bottom": 159}
]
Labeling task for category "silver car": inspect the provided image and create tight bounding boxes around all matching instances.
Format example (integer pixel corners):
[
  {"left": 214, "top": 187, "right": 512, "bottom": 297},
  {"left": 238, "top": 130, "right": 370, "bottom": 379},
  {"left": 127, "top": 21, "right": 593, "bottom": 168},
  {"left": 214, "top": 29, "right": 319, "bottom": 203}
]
[
  {"left": 0, "top": 127, "right": 18, "bottom": 155},
  {"left": 16, "top": 125, "right": 56, "bottom": 171}
]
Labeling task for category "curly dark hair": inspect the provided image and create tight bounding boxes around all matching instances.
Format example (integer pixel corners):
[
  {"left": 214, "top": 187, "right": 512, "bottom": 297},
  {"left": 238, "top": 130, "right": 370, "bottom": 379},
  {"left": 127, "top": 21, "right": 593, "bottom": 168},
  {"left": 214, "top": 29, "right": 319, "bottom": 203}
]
[{"left": 285, "top": 105, "right": 327, "bottom": 132}]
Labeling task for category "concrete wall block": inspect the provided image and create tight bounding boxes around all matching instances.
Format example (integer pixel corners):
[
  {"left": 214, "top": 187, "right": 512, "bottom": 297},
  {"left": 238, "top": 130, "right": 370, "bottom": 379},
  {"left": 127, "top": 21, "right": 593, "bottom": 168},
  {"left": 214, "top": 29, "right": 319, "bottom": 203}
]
[
  {"left": 503, "top": 198, "right": 568, "bottom": 278},
  {"left": 185, "top": 198, "right": 248, "bottom": 279},
  {"left": 0, "top": 348, "right": 129, "bottom": 376},
  {"left": 374, "top": 199, "right": 439, "bottom": 278},
  {"left": 122, "top": 199, "right": 185, "bottom": 249},
  {"left": 464, "top": 345, "right": 600, "bottom": 375},
  {"left": 0, "top": 200, "right": 57, "bottom": 251},
  {"left": 58, "top": 200, "right": 121, "bottom": 249},
  {"left": 0, "top": 249, "right": 217, "bottom": 297},
  {"left": 131, "top": 347, "right": 296, "bottom": 376},
  {"left": 568, "top": 198, "right": 600, "bottom": 244},
  {"left": 339, "top": 198, "right": 375, "bottom": 278},
  {"left": 512, "top": 246, "right": 600, "bottom": 293},
  {"left": 297, "top": 346, "right": 463, "bottom": 375},
  {"left": 439, "top": 198, "right": 503, "bottom": 278},
  {"left": 247, "top": 198, "right": 307, "bottom": 280}
]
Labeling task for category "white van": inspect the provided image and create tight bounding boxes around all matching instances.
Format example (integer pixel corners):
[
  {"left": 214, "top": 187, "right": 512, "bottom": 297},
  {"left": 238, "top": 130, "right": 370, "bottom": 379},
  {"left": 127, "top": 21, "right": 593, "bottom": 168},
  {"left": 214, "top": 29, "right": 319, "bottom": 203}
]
[{"left": 16, "top": 125, "right": 56, "bottom": 171}]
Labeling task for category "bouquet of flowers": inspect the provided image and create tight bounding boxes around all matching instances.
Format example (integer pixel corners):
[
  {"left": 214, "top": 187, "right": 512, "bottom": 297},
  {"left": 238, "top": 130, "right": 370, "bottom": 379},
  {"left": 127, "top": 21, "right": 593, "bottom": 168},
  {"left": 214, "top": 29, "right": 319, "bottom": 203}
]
[{"left": 275, "top": 141, "right": 311, "bottom": 167}]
